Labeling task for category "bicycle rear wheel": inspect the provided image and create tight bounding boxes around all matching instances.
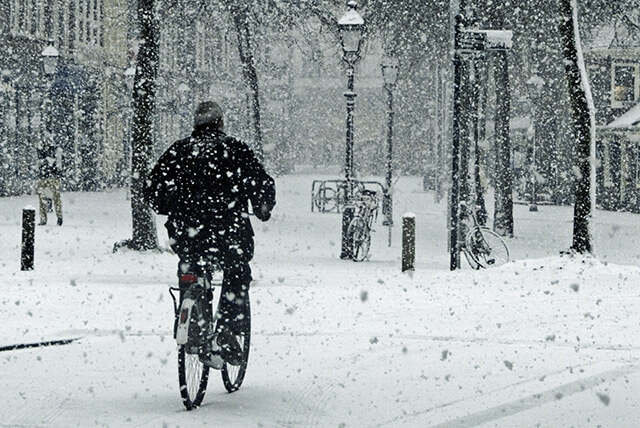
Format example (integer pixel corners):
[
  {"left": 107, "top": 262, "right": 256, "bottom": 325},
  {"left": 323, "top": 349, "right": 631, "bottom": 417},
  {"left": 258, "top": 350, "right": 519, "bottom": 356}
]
[
  {"left": 178, "top": 345, "right": 210, "bottom": 409},
  {"left": 221, "top": 305, "right": 251, "bottom": 393},
  {"left": 348, "top": 216, "right": 370, "bottom": 262},
  {"left": 466, "top": 227, "right": 509, "bottom": 268},
  {"left": 177, "top": 289, "right": 211, "bottom": 410}
]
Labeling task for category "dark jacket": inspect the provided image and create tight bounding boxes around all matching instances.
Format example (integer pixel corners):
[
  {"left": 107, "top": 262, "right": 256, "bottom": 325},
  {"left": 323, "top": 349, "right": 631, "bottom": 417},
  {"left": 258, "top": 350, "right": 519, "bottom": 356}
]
[
  {"left": 143, "top": 125, "right": 275, "bottom": 243},
  {"left": 37, "top": 145, "right": 62, "bottom": 179}
]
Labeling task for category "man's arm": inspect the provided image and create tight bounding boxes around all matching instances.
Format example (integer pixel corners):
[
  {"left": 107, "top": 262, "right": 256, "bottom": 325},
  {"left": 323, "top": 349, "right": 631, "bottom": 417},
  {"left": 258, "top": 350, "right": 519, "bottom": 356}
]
[
  {"left": 236, "top": 142, "right": 276, "bottom": 221},
  {"left": 143, "top": 144, "right": 179, "bottom": 215}
]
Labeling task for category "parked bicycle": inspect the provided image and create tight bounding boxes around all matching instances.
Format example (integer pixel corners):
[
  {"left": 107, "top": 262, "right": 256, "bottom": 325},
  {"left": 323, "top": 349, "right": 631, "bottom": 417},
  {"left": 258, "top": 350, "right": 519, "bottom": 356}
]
[
  {"left": 169, "top": 258, "right": 250, "bottom": 410},
  {"left": 459, "top": 202, "right": 509, "bottom": 269},
  {"left": 347, "top": 188, "right": 379, "bottom": 262}
]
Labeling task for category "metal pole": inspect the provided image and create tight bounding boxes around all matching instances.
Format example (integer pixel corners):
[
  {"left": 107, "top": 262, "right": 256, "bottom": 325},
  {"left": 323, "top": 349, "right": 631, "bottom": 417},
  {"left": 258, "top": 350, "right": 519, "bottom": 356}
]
[
  {"left": 340, "top": 66, "right": 357, "bottom": 259},
  {"left": 434, "top": 61, "right": 441, "bottom": 203},
  {"left": 450, "top": 16, "right": 464, "bottom": 270},
  {"left": 345, "top": 66, "right": 355, "bottom": 184},
  {"left": 383, "top": 84, "right": 394, "bottom": 245},
  {"left": 530, "top": 108, "right": 539, "bottom": 212},
  {"left": 473, "top": 60, "right": 488, "bottom": 225}
]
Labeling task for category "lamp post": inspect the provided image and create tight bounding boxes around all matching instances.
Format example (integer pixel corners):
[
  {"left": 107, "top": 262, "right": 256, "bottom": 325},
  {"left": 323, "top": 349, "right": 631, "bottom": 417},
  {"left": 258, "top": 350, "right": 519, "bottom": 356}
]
[
  {"left": 41, "top": 40, "right": 59, "bottom": 136},
  {"left": 526, "top": 69, "right": 544, "bottom": 212},
  {"left": 380, "top": 55, "right": 398, "bottom": 246},
  {"left": 338, "top": 0, "right": 364, "bottom": 259}
]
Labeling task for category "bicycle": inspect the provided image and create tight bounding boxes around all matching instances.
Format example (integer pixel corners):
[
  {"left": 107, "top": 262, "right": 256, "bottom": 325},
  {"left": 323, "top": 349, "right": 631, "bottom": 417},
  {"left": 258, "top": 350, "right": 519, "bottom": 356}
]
[
  {"left": 459, "top": 202, "right": 510, "bottom": 269},
  {"left": 169, "top": 259, "right": 250, "bottom": 410},
  {"left": 346, "top": 188, "right": 379, "bottom": 262}
]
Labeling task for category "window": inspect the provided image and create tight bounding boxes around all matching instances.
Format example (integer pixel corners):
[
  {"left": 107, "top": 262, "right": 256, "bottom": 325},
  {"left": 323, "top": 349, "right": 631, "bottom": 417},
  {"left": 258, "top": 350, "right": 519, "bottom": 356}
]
[
  {"left": 9, "top": 0, "right": 44, "bottom": 37},
  {"left": 612, "top": 63, "right": 638, "bottom": 107},
  {"left": 85, "top": 0, "right": 91, "bottom": 42},
  {"left": 68, "top": 1, "right": 75, "bottom": 50},
  {"left": 78, "top": 0, "right": 84, "bottom": 43},
  {"left": 195, "top": 23, "right": 222, "bottom": 73}
]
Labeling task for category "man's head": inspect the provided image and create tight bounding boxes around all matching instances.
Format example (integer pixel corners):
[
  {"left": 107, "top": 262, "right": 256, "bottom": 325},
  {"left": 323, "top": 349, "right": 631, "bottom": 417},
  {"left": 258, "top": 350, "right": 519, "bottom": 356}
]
[{"left": 194, "top": 101, "right": 224, "bottom": 129}]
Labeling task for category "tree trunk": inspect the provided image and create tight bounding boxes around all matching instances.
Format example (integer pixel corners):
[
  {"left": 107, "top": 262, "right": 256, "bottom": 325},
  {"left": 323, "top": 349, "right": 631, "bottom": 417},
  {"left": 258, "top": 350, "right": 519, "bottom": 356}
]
[
  {"left": 121, "top": 0, "right": 158, "bottom": 251},
  {"left": 229, "top": 4, "right": 264, "bottom": 162},
  {"left": 558, "top": 0, "right": 595, "bottom": 254},
  {"left": 493, "top": 50, "right": 514, "bottom": 237}
]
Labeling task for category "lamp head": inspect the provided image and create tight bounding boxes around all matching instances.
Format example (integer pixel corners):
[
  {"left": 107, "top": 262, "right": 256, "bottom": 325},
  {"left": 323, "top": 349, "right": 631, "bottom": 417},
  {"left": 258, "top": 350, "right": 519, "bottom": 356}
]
[
  {"left": 338, "top": 1, "right": 365, "bottom": 65},
  {"left": 381, "top": 55, "right": 399, "bottom": 87},
  {"left": 41, "top": 39, "right": 59, "bottom": 76}
]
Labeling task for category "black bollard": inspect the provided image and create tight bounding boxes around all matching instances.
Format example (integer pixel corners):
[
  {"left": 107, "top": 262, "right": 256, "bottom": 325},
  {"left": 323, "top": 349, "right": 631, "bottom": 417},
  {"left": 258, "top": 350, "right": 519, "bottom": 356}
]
[
  {"left": 21, "top": 207, "right": 35, "bottom": 271},
  {"left": 402, "top": 213, "right": 415, "bottom": 272}
]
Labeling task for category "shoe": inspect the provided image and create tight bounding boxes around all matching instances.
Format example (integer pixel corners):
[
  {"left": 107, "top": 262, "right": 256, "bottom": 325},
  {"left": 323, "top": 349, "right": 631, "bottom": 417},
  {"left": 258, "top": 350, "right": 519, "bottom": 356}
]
[
  {"left": 217, "top": 327, "right": 243, "bottom": 366},
  {"left": 200, "top": 335, "right": 224, "bottom": 369},
  {"left": 39, "top": 220, "right": 46, "bottom": 226},
  {"left": 57, "top": 217, "right": 63, "bottom": 226}
]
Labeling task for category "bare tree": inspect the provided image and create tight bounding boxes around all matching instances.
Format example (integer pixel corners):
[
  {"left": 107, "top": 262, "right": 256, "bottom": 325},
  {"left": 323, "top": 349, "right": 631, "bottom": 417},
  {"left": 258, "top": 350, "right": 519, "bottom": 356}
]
[
  {"left": 558, "top": 0, "right": 595, "bottom": 253},
  {"left": 228, "top": 2, "right": 264, "bottom": 162},
  {"left": 116, "top": 0, "right": 159, "bottom": 251}
]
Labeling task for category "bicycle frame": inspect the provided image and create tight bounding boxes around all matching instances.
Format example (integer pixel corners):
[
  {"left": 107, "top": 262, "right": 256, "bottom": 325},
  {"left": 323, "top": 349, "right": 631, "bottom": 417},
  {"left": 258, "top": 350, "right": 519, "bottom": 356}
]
[
  {"left": 346, "top": 189, "right": 380, "bottom": 262},
  {"left": 169, "top": 262, "right": 221, "bottom": 343}
]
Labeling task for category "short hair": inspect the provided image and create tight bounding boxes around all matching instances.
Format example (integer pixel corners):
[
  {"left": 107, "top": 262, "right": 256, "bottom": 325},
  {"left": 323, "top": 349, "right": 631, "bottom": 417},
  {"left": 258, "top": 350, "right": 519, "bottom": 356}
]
[{"left": 193, "top": 101, "right": 224, "bottom": 127}]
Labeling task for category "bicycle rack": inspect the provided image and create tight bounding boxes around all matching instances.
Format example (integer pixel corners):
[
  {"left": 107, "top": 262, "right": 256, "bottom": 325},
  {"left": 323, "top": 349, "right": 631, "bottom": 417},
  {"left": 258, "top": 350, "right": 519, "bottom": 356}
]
[{"left": 311, "top": 179, "right": 386, "bottom": 213}]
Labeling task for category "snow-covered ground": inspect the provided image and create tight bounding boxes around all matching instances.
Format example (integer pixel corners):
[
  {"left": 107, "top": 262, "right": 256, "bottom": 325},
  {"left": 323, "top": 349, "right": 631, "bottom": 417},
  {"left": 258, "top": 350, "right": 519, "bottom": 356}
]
[{"left": 1, "top": 174, "right": 640, "bottom": 427}]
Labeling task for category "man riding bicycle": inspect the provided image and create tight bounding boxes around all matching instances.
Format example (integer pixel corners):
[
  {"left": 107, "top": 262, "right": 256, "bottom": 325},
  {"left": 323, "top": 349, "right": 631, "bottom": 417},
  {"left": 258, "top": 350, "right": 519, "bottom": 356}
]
[{"left": 144, "top": 101, "right": 275, "bottom": 368}]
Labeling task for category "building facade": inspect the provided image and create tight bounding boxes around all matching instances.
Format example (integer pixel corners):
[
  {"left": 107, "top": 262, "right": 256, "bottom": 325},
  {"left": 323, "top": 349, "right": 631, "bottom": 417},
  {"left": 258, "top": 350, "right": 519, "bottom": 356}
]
[
  {"left": 0, "top": 0, "right": 132, "bottom": 195},
  {"left": 0, "top": 3, "right": 417, "bottom": 197},
  {"left": 586, "top": 11, "right": 640, "bottom": 212}
]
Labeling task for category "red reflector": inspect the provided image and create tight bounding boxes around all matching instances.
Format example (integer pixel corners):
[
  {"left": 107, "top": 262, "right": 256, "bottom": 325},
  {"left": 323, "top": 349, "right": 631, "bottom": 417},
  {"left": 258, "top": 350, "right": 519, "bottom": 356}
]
[{"left": 179, "top": 274, "right": 198, "bottom": 284}]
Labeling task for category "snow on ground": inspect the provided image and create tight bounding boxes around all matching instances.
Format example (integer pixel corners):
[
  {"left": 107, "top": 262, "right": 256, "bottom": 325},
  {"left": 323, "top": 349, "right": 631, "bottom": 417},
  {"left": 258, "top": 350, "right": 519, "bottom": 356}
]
[{"left": 1, "top": 174, "right": 640, "bottom": 427}]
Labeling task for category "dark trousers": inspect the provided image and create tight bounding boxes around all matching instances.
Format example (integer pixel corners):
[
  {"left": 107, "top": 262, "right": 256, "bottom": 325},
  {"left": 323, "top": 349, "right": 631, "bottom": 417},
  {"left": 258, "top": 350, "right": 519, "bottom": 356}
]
[{"left": 167, "top": 219, "right": 253, "bottom": 334}]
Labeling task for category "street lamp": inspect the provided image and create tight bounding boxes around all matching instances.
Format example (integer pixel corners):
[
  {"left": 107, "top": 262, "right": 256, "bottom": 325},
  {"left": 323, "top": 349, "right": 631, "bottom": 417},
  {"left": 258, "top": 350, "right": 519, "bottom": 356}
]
[
  {"left": 526, "top": 69, "right": 544, "bottom": 212},
  {"left": 380, "top": 54, "right": 398, "bottom": 245},
  {"left": 338, "top": 0, "right": 364, "bottom": 184},
  {"left": 41, "top": 40, "right": 59, "bottom": 76},
  {"left": 338, "top": 0, "right": 365, "bottom": 259}
]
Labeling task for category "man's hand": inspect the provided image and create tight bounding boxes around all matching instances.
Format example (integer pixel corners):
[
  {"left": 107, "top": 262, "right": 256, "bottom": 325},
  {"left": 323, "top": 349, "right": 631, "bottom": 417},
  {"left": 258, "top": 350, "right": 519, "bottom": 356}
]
[{"left": 255, "top": 202, "right": 272, "bottom": 221}]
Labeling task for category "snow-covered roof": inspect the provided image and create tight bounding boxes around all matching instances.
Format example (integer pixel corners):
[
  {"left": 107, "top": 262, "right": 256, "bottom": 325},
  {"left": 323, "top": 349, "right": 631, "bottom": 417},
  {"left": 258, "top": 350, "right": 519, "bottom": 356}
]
[
  {"left": 584, "top": 11, "right": 640, "bottom": 52},
  {"left": 605, "top": 102, "right": 640, "bottom": 129}
]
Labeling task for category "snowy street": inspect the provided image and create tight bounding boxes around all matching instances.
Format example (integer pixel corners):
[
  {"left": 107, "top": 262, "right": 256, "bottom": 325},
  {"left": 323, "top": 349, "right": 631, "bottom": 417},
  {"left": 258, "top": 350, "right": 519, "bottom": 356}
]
[{"left": 1, "top": 175, "right": 640, "bottom": 427}]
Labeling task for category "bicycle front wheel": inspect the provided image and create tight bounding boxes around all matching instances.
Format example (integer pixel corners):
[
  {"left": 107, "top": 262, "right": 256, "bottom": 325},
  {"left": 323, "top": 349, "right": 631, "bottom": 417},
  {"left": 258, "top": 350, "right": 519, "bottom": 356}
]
[
  {"left": 178, "top": 345, "right": 210, "bottom": 410},
  {"left": 221, "top": 305, "right": 251, "bottom": 393},
  {"left": 348, "top": 216, "right": 370, "bottom": 262},
  {"left": 465, "top": 227, "right": 509, "bottom": 268}
]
